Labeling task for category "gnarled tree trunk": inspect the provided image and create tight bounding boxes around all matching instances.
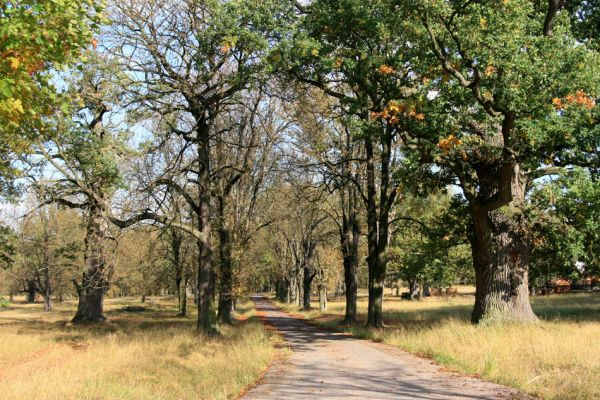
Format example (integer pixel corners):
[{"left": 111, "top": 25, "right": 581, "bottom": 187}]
[
  {"left": 470, "top": 204, "right": 537, "bottom": 324},
  {"left": 469, "top": 164, "right": 537, "bottom": 324},
  {"left": 196, "top": 121, "right": 217, "bottom": 333},
  {"left": 72, "top": 207, "right": 108, "bottom": 323}
]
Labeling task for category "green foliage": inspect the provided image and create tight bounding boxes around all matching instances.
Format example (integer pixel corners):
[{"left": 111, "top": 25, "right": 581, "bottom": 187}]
[
  {"left": 0, "top": 296, "right": 8, "bottom": 309},
  {"left": 530, "top": 168, "right": 600, "bottom": 279},
  {"left": 0, "top": 224, "right": 16, "bottom": 270},
  {"left": 388, "top": 193, "right": 473, "bottom": 288},
  {"left": 408, "top": 0, "right": 600, "bottom": 176},
  {"left": 275, "top": 0, "right": 421, "bottom": 117},
  {"left": 567, "top": 0, "right": 600, "bottom": 48},
  {"left": 0, "top": 0, "right": 103, "bottom": 192}
]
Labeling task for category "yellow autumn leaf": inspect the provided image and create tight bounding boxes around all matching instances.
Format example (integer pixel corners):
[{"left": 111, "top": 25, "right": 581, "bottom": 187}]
[
  {"left": 8, "top": 57, "right": 20, "bottom": 70},
  {"left": 7, "top": 98, "right": 25, "bottom": 114}
]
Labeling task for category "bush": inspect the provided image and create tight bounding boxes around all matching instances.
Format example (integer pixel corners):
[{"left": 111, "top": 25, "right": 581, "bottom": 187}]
[{"left": 0, "top": 297, "right": 9, "bottom": 309}]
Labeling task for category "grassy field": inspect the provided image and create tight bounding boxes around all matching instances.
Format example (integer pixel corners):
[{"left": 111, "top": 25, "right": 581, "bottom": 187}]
[
  {"left": 0, "top": 296, "right": 275, "bottom": 400},
  {"left": 277, "top": 287, "right": 600, "bottom": 400}
]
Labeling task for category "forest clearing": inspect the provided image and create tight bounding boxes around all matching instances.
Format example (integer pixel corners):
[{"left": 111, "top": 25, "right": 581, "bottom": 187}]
[{"left": 1, "top": 0, "right": 599, "bottom": 399}]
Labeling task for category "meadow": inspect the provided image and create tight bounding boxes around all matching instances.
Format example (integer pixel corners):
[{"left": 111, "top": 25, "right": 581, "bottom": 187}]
[
  {"left": 0, "top": 297, "right": 275, "bottom": 400},
  {"left": 277, "top": 288, "right": 600, "bottom": 400}
]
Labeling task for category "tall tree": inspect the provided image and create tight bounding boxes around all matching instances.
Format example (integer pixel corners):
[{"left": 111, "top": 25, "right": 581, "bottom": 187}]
[
  {"left": 108, "top": 0, "right": 292, "bottom": 332},
  {"left": 388, "top": 0, "right": 600, "bottom": 323},
  {"left": 0, "top": 0, "right": 103, "bottom": 194},
  {"left": 278, "top": 0, "right": 421, "bottom": 327},
  {"left": 31, "top": 59, "right": 130, "bottom": 322}
]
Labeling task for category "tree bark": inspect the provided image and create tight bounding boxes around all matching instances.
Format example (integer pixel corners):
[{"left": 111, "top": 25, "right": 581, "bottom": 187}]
[
  {"left": 42, "top": 278, "right": 52, "bottom": 311},
  {"left": 408, "top": 279, "right": 420, "bottom": 301},
  {"left": 301, "top": 239, "right": 316, "bottom": 311},
  {"left": 72, "top": 206, "right": 108, "bottom": 323},
  {"left": 470, "top": 204, "right": 537, "bottom": 324},
  {"left": 179, "top": 277, "right": 188, "bottom": 316},
  {"left": 340, "top": 186, "right": 359, "bottom": 323},
  {"left": 217, "top": 196, "right": 234, "bottom": 324},
  {"left": 171, "top": 228, "right": 187, "bottom": 317},
  {"left": 469, "top": 163, "right": 538, "bottom": 324},
  {"left": 196, "top": 120, "right": 217, "bottom": 333},
  {"left": 290, "top": 272, "right": 300, "bottom": 306},
  {"left": 302, "top": 266, "right": 314, "bottom": 310},
  {"left": 40, "top": 229, "right": 52, "bottom": 311},
  {"left": 318, "top": 280, "right": 327, "bottom": 311},
  {"left": 365, "top": 132, "right": 395, "bottom": 328},
  {"left": 25, "top": 280, "right": 36, "bottom": 303}
]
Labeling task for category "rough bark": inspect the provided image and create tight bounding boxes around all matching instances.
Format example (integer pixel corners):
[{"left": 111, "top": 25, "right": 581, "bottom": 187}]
[
  {"left": 178, "top": 277, "right": 188, "bottom": 316},
  {"left": 365, "top": 132, "right": 395, "bottom": 328},
  {"left": 340, "top": 187, "right": 359, "bottom": 323},
  {"left": 217, "top": 196, "right": 234, "bottom": 324},
  {"left": 290, "top": 273, "right": 300, "bottom": 306},
  {"left": 470, "top": 207, "right": 537, "bottom": 323},
  {"left": 39, "top": 228, "right": 52, "bottom": 311},
  {"left": 72, "top": 206, "right": 108, "bottom": 323},
  {"left": 301, "top": 239, "right": 316, "bottom": 311},
  {"left": 171, "top": 229, "right": 187, "bottom": 317},
  {"left": 302, "top": 266, "right": 314, "bottom": 310},
  {"left": 196, "top": 120, "right": 217, "bottom": 333},
  {"left": 469, "top": 164, "right": 538, "bottom": 324},
  {"left": 42, "top": 276, "right": 52, "bottom": 311}
]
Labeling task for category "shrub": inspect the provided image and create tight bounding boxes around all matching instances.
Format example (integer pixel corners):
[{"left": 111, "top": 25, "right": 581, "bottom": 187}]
[{"left": 0, "top": 297, "right": 9, "bottom": 309}]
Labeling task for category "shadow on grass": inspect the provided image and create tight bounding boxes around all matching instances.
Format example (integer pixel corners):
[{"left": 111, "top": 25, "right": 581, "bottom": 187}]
[
  {"left": 309, "top": 293, "right": 600, "bottom": 337},
  {"left": 0, "top": 297, "right": 264, "bottom": 346}
]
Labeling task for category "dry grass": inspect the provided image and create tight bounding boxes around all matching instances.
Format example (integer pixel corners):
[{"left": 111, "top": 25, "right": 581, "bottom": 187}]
[
  {"left": 277, "top": 287, "right": 600, "bottom": 400},
  {"left": 0, "top": 297, "right": 275, "bottom": 400}
]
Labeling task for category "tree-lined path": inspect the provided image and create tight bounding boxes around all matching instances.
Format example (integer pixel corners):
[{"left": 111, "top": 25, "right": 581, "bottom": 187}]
[{"left": 243, "top": 297, "right": 528, "bottom": 400}]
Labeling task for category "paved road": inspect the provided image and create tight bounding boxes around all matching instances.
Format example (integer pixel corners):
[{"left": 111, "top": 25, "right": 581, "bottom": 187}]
[{"left": 243, "top": 296, "right": 528, "bottom": 400}]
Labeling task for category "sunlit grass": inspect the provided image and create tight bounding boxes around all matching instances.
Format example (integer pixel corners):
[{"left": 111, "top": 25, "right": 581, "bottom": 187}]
[
  {"left": 277, "top": 288, "right": 600, "bottom": 400},
  {"left": 0, "top": 297, "right": 275, "bottom": 400}
]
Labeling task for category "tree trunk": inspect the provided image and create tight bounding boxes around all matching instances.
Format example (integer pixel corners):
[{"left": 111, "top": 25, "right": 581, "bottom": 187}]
[
  {"left": 318, "top": 283, "right": 327, "bottom": 311},
  {"left": 365, "top": 134, "right": 394, "bottom": 328},
  {"left": 340, "top": 184, "right": 359, "bottom": 324},
  {"left": 72, "top": 206, "right": 108, "bottom": 323},
  {"left": 217, "top": 196, "right": 234, "bottom": 324},
  {"left": 177, "top": 277, "right": 188, "bottom": 317},
  {"left": 25, "top": 280, "right": 36, "bottom": 303},
  {"left": 196, "top": 121, "right": 217, "bottom": 333},
  {"left": 302, "top": 266, "right": 313, "bottom": 310},
  {"left": 423, "top": 283, "right": 431, "bottom": 297},
  {"left": 276, "top": 278, "right": 289, "bottom": 302},
  {"left": 468, "top": 160, "right": 538, "bottom": 324},
  {"left": 171, "top": 229, "right": 187, "bottom": 317},
  {"left": 408, "top": 279, "right": 420, "bottom": 300},
  {"left": 470, "top": 203, "right": 538, "bottom": 324},
  {"left": 290, "top": 273, "right": 300, "bottom": 305},
  {"left": 43, "top": 287, "right": 52, "bottom": 311}
]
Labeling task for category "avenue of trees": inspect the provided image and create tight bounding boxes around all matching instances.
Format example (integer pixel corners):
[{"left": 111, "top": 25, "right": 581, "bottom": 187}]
[{"left": 1, "top": 0, "right": 598, "bottom": 330}]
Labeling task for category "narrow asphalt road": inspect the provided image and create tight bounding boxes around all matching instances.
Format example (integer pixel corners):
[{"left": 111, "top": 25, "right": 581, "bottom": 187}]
[{"left": 243, "top": 296, "right": 528, "bottom": 400}]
